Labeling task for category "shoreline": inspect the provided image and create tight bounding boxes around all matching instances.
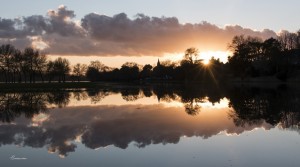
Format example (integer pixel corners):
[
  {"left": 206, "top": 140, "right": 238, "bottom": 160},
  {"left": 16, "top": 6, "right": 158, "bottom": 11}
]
[{"left": 1, "top": 76, "right": 300, "bottom": 90}]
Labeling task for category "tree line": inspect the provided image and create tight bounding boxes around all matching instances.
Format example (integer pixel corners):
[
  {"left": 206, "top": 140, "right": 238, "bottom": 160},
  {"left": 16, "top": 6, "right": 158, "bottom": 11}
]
[
  {"left": 67, "top": 29, "right": 300, "bottom": 82},
  {"left": 228, "top": 30, "right": 300, "bottom": 80},
  {"left": 0, "top": 44, "right": 226, "bottom": 83},
  {"left": 0, "top": 44, "right": 71, "bottom": 83},
  {"left": 84, "top": 48, "right": 227, "bottom": 83},
  {"left": 1, "top": 29, "right": 300, "bottom": 83},
  {"left": 1, "top": 84, "right": 300, "bottom": 129}
]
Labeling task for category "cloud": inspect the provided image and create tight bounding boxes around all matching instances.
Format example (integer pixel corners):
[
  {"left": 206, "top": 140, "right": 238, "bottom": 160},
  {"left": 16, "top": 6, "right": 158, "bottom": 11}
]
[{"left": 0, "top": 5, "right": 279, "bottom": 56}]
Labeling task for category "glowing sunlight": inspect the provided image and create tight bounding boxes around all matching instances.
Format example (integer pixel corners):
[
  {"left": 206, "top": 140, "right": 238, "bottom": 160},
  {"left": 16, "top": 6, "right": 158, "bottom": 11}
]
[
  {"left": 199, "top": 51, "right": 231, "bottom": 64},
  {"left": 203, "top": 59, "right": 210, "bottom": 65}
]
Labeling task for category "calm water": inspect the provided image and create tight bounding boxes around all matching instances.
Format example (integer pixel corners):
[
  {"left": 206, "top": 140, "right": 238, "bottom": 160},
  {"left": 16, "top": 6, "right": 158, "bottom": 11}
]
[{"left": 0, "top": 84, "right": 299, "bottom": 167}]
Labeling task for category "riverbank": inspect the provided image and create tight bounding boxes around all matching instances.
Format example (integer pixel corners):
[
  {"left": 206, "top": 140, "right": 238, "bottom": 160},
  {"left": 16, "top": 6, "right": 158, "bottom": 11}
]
[
  {"left": 0, "top": 82, "right": 103, "bottom": 91},
  {"left": 0, "top": 78, "right": 300, "bottom": 92}
]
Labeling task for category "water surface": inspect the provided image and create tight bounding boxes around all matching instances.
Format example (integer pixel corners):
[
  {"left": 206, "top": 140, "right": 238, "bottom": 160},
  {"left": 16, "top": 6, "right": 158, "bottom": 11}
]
[{"left": 0, "top": 84, "right": 299, "bottom": 167}]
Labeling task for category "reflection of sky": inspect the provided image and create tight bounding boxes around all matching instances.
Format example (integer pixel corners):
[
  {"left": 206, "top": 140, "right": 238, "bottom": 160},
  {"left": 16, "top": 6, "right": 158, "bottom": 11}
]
[
  {"left": 1, "top": 100, "right": 272, "bottom": 156},
  {"left": 1, "top": 129, "right": 299, "bottom": 167},
  {"left": 0, "top": 92, "right": 300, "bottom": 166},
  {"left": 67, "top": 92, "right": 230, "bottom": 108},
  {"left": 68, "top": 93, "right": 160, "bottom": 106}
]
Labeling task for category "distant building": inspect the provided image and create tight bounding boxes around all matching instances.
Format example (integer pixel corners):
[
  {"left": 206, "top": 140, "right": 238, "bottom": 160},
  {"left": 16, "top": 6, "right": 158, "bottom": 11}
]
[{"left": 157, "top": 59, "right": 161, "bottom": 67}]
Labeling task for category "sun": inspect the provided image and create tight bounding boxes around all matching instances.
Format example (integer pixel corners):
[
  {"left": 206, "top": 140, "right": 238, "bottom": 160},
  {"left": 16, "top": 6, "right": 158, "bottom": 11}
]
[
  {"left": 199, "top": 51, "right": 231, "bottom": 65},
  {"left": 203, "top": 59, "right": 210, "bottom": 65}
]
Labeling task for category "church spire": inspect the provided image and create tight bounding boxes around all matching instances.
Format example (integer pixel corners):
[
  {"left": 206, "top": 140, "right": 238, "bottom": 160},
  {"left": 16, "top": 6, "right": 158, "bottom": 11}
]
[{"left": 157, "top": 58, "right": 161, "bottom": 66}]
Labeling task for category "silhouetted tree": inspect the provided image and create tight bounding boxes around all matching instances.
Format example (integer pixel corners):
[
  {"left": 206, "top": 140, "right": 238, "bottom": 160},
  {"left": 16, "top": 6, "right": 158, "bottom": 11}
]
[
  {"left": 23, "top": 47, "right": 39, "bottom": 83},
  {"left": 89, "top": 61, "right": 108, "bottom": 72},
  {"left": 228, "top": 35, "right": 262, "bottom": 78},
  {"left": 86, "top": 67, "right": 101, "bottom": 82},
  {"left": 46, "top": 60, "right": 55, "bottom": 83},
  {"left": 86, "top": 61, "right": 109, "bottom": 82},
  {"left": 12, "top": 49, "right": 23, "bottom": 83},
  {"left": 73, "top": 63, "right": 87, "bottom": 82},
  {"left": 262, "top": 38, "right": 282, "bottom": 74},
  {"left": 152, "top": 60, "right": 177, "bottom": 80},
  {"left": 140, "top": 64, "right": 153, "bottom": 79},
  {"left": 296, "top": 30, "right": 300, "bottom": 49},
  {"left": 53, "top": 57, "right": 70, "bottom": 83},
  {"left": 278, "top": 30, "right": 298, "bottom": 50},
  {"left": 33, "top": 52, "right": 47, "bottom": 83},
  {"left": 119, "top": 62, "right": 140, "bottom": 81},
  {"left": 180, "top": 49, "right": 203, "bottom": 81},
  {"left": 0, "top": 44, "right": 16, "bottom": 83},
  {"left": 184, "top": 47, "right": 199, "bottom": 65}
]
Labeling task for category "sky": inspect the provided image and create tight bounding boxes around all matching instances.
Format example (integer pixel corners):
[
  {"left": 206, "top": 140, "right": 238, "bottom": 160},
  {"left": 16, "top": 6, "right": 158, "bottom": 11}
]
[{"left": 0, "top": 0, "right": 299, "bottom": 67}]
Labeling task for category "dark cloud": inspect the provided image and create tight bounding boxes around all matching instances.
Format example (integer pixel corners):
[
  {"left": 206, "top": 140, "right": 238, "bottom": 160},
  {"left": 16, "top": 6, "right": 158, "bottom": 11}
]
[
  {"left": 23, "top": 15, "right": 49, "bottom": 35},
  {"left": 0, "top": 18, "right": 17, "bottom": 37},
  {"left": 46, "top": 5, "right": 83, "bottom": 36},
  {"left": 0, "top": 5, "right": 279, "bottom": 56}
]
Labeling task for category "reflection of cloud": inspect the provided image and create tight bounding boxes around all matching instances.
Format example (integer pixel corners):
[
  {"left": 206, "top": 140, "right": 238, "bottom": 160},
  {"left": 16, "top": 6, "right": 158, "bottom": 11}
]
[
  {"left": 0, "top": 5, "right": 278, "bottom": 56},
  {"left": 31, "top": 113, "right": 49, "bottom": 127},
  {"left": 0, "top": 104, "right": 273, "bottom": 157}
]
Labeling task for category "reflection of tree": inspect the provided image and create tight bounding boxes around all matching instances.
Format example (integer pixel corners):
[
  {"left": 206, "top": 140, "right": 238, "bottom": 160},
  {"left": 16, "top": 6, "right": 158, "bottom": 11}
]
[
  {"left": 47, "top": 91, "right": 71, "bottom": 108},
  {"left": 228, "top": 88, "right": 270, "bottom": 126},
  {"left": 121, "top": 88, "right": 144, "bottom": 101},
  {"left": 0, "top": 92, "right": 48, "bottom": 122},
  {"left": 184, "top": 101, "right": 201, "bottom": 116},
  {"left": 1, "top": 84, "right": 300, "bottom": 158},
  {"left": 141, "top": 87, "right": 153, "bottom": 97},
  {"left": 181, "top": 96, "right": 205, "bottom": 116},
  {"left": 19, "top": 93, "right": 48, "bottom": 118},
  {"left": 0, "top": 94, "right": 21, "bottom": 123},
  {"left": 227, "top": 86, "right": 300, "bottom": 128},
  {"left": 73, "top": 90, "right": 88, "bottom": 101},
  {"left": 153, "top": 84, "right": 183, "bottom": 102},
  {"left": 87, "top": 90, "right": 110, "bottom": 104},
  {"left": 0, "top": 91, "right": 74, "bottom": 122},
  {"left": 280, "top": 112, "right": 300, "bottom": 129},
  {"left": 160, "top": 94, "right": 179, "bottom": 103}
]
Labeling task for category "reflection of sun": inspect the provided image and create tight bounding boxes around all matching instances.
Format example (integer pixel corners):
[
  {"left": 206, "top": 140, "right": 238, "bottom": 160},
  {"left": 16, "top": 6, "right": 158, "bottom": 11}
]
[{"left": 198, "top": 97, "right": 230, "bottom": 109}]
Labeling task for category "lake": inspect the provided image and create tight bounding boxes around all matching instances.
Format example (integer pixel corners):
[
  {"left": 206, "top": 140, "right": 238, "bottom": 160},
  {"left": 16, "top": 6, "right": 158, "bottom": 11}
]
[{"left": 0, "top": 83, "right": 299, "bottom": 167}]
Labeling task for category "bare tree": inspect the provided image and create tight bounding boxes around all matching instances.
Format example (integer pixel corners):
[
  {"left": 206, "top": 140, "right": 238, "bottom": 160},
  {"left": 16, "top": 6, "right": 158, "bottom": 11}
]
[
  {"left": 184, "top": 47, "right": 199, "bottom": 64},
  {"left": 33, "top": 52, "right": 47, "bottom": 83},
  {"left": 0, "top": 44, "right": 16, "bottom": 83},
  {"left": 278, "top": 31, "right": 297, "bottom": 50},
  {"left": 89, "top": 60, "right": 109, "bottom": 72},
  {"left": 73, "top": 63, "right": 87, "bottom": 82},
  {"left": 53, "top": 57, "right": 70, "bottom": 83},
  {"left": 46, "top": 60, "right": 56, "bottom": 83},
  {"left": 11, "top": 49, "right": 22, "bottom": 83},
  {"left": 23, "top": 48, "right": 37, "bottom": 83}
]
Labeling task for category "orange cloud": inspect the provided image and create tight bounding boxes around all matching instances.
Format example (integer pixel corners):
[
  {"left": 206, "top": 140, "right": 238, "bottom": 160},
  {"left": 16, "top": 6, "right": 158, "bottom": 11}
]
[{"left": 0, "top": 5, "right": 278, "bottom": 57}]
